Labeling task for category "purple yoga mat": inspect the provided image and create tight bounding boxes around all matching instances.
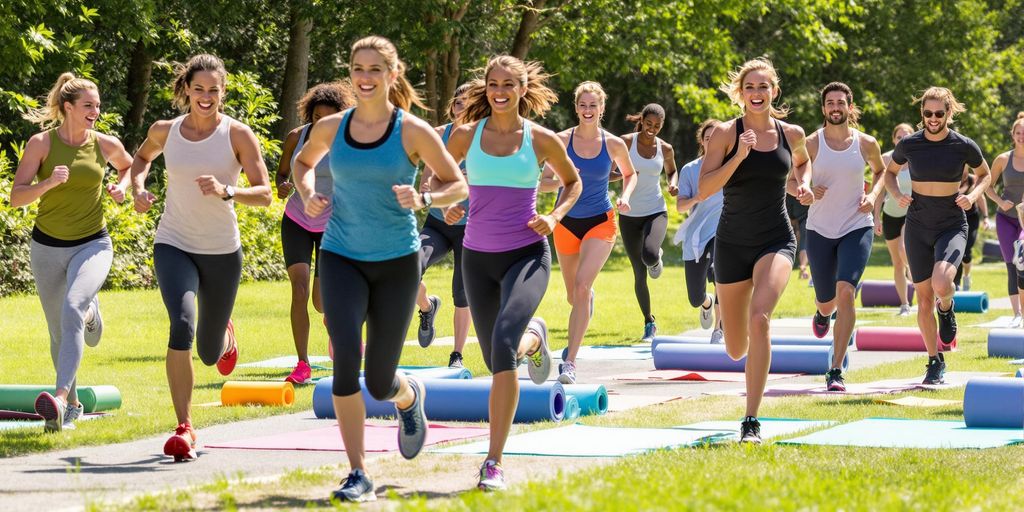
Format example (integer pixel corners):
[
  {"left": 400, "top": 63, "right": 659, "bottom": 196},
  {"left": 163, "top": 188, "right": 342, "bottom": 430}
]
[{"left": 860, "top": 280, "right": 915, "bottom": 307}]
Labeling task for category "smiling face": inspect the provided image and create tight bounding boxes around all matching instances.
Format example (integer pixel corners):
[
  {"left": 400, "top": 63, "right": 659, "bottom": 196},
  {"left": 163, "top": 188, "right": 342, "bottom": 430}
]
[
  {"left": 893, "top": 125, "right": 913, "bottom": 145},
  {"left": 350, "top": 48, "right": 397, "bottom": 103},
  {"left": 451, "top": 92, "right": 467, "bottom": 118},
  {"left": 641, "top": 113, "right": 664, "bottom": 139},
  {"left": 822, "top": 90, "right": 851, "bottom": 126},
  {"left": 486, "top": 65, "right": 525, "bottom": 115},
  {"left": 741, "top": 69, "right": 776, "bottom": 114},
  {"left": 1012, "top": 123, "right": 1024, "bottom": 147},
  {"left": 575, "top": 91, "right": 602, "bottom": 126},
  {"left": 187, "top": 70, "right": 224, "bottom": 118},
  {"left": 64, "top": 88, "right": 101, "bottom": 129},
  {"left": 921, "top": 98, "right": 949, "bottom": 135}
]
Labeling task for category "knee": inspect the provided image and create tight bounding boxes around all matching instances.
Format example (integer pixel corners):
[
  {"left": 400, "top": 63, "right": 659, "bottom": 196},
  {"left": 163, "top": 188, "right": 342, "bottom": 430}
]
[
  {"left": 167, "top": 319, "right": 195, "bottom": 353},
  {"left": 836, "top": 284, "right": 856, "bottom": 306},
  {"left": 931, "top": 278, "right": 955, "bottom": 298},
  {"left": 331, "top": 373, "right": 361, "bottom": 397},
  {"left": 365, "top": 374, "right": 399, "bottom": 402},
  {"left": 290, "top": 279, "right": 311, "bottom": 302},
  {"left": 687, "top": 288, "right": 706, "bottom": 308},
  {"left": 748, "top": 311, "right": 770, "bottom": 335},
  {"left": 197, "top": 341, "right": 220, "bottom": 367},
  {"left": 642, "top": 248, "right": 660, "bottom": 266},
  {"left": 572, "top": 282, "right": 592, "bottom": 305}
]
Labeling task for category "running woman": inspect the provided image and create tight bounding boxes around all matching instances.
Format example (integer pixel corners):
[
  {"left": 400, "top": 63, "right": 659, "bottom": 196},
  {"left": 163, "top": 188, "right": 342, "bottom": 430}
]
[
  {"left": 984, "top": 112, "right": 1024, "bottom": 327},
  {"left": 873, "top": 123, "right": 915, "bottom": 316},
  {"left": 275, "top": 82, "right": 354, "bottom": 384},
  {"left": 953, "top": 170, "right": 990, "bottom": 290},
  {"left": 698, "top": 58, "right": 814, "bottom": 443},
  {"left": 620, "top": 103, "right": 678, "bottom": 342},
  {"left": 673, "top": 119, "right": 724, "bottom": 343},
  {"left": 541, "top": 81, "right": 635, "bottom": 385},
  {"left": 12, "top": 73, "right": 132, "bottom": 432},
  {"left": 416, "top": 83, "right": 474, "bottom": 368},
  {"left": 292, "top": 36, "right": 467, "bottom": 503},
  {"left": 130, "top": 54, "right": 273, "bottom": 460},
  {"left": 804, "top": 82, "right": 886, "bottom": 392},
  {"left": 883, "top": 87, "right": 991, "bottom": 384},
  {"left": 446, "top": 55, "right": 580, "bottom": 491}
]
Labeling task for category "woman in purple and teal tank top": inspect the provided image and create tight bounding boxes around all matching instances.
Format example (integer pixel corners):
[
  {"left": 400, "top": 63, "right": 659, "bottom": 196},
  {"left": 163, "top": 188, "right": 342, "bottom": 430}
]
[
  {"left": 274, "top": 82, "right": 353, "bottom": 385},
  {"left": 446, "top": 55, "right": 580, "bottom": 492}
]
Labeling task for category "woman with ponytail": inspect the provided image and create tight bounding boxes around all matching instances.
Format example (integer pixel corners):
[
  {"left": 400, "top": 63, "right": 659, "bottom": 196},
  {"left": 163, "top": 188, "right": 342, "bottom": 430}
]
[
  {"left": 12, "top": 73, "right": 133, "bottom": 432},
  {"left": 291, "top": 36, "right": 466, "bottom": 503},
  {"left": 984, "top": 112, "right": 1024, "bottom": 326},
  {"left": 130, "top": 54, "right": 273, "bottom": 461}
]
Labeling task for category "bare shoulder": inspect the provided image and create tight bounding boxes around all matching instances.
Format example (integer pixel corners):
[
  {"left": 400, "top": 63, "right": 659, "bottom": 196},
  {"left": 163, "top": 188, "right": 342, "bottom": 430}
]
[
  {"left": 529, "top": 122, "right": 561, "bottom": 145},
  {"left": 93, "top": 131, "right": 127, "bottom": 153},
  {"left": 400, "top": 110, "right": 436, "bottom": 137},
  {"left": 779, "top": 120, "right": 806, "bottom": 138},
  {"left": 604, "top": 131, "right": 627, "bottom": 152},
  {"left": 858, "top": 131, "right": 879, "bottom": 147},
  {"left": 228, "top": 119, "right": 259, "bottom": 143},
  {"left": 711, "top": 119, "right": 738, "bottom": 140},
  {"left": 556, "top": 127, "right": 573, "bottom": 143},
  {"left": 25, "top": 130, "right": 52, "bottom": 152},
  {"left": 449, "top": 121, "right": 479, "bottom": 144},
  {"left": 659, "top": 138, "right": 674, "bottom": 153}
]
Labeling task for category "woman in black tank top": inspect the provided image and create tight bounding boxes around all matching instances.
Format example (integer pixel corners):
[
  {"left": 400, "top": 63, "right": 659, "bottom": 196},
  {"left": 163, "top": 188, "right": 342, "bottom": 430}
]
[{"left": 697, "top": 58, "right": 814, "bottom": 444}]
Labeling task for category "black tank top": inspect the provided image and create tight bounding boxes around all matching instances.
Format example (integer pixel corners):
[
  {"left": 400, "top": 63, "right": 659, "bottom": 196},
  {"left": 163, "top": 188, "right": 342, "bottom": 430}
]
[{"left": 717, "top": 117, "right": 795, "bottom": 245}]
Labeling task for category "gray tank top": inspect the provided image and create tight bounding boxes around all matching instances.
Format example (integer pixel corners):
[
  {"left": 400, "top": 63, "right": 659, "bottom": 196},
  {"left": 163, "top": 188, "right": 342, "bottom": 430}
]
[{"left": 999, "top": 151, "right": 1024, "bottom": 218}]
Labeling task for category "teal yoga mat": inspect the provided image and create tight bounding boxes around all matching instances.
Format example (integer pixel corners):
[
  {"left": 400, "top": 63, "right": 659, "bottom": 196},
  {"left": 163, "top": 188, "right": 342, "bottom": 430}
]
[
  {"left": 561, "top": 384, "right": 609, "bottom": 416},
  {"left": 564, "top": 396, "right": 581, "bottom": 421},
  {"left": 676, "top": 418, "right": 836, "bottom": 440},
  {"left": 0, "top": 385, "right": 122, "bottom": 414},
  {"left": 953, "top": 291, "right": 988, "bottom": 313},
  {"left": 432, "top": 424, "right": 733, "bottom": 457},
  {"left": 776, "top": 418, "right": 1024, "bottom": 449}
]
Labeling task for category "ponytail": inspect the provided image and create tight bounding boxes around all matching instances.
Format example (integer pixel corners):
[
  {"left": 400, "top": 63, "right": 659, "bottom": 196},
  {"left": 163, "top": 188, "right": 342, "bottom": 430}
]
[
  {"left": 626, "top": 103, "right": 666, "bottom": 133},
  {"left": 22, "top": 72, "right": 98, "bottom": 129}
]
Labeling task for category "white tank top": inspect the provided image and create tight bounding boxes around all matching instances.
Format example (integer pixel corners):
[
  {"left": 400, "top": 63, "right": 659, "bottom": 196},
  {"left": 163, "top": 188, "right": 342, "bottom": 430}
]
[
  {"left": 155, "top": 114, "right": 243, "bottom": 254},
  {"left": 623, "top": 134, "right": 667, "bottom": 217},
  {"left": 806, "top": 128, "right": 873, "bottom": 239},
  {"left": 882, "top": 163, "right": 912, "bottom": 217}
]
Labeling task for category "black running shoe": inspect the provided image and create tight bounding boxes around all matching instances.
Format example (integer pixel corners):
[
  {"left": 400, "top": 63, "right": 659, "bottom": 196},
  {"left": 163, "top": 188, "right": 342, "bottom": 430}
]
[
  {"left": 417, "top": 296, "right": 441, "bottom": 348},
  {"left": 825, "top": 368, "right": 846, "bottom": 392},
  {"left": 739, "top": 416, "right": 762, "bottom": 444},
  {"left": 937, "top": 302, "right": 957, "bottom": 344},
  {"left": 922, "top": 356, "right": 946, "bottom": 385},
  {"left": 331, "top": 469, "right": 375, "bottom": 503},
  {"left": 448, "top": 351, "right": 463, "bottom": 369},
  {"left": 812, "top": 310, "right": 831, "bottom": 338}
]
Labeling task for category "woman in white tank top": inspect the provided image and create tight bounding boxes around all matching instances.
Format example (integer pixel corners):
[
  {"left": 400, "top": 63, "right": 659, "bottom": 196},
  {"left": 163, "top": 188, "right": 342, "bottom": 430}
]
[{"left": 872, "top": 123, "right": 916, "bottom": 314}]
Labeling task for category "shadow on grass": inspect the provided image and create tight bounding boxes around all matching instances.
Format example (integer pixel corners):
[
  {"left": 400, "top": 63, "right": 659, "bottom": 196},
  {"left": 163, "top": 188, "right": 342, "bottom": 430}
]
[
  {"left": 108, "top": 355, "right": 165, "bottom": 364},
  {"left": 20, "top": 455, "right": 168, "bottom": 474}
]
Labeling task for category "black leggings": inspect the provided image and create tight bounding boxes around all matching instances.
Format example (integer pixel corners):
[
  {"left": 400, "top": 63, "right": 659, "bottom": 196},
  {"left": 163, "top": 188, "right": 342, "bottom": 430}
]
[
  {"left": 683, "top": 238, "right": 715, "bottom": 308},
  {"left": 320, "top": 250, "right": 420, "bottom": 399},
  {"left": 954, "top": 209, "right": 980, "bottom": 287},
  {"left": 462, "top": 240, "right": 550, "bottom": 374},
  {"left": 619, "top": 212, "right": 668, "bottom": 323},
  {"left": 153, "top": 243, "right": 242, "bottom": 365},
  {"left": 281, "top": 214, "right": 323, "bottom": 276},
  {"left": 419, "top": 215, "right": 468, "bottom": 308}
]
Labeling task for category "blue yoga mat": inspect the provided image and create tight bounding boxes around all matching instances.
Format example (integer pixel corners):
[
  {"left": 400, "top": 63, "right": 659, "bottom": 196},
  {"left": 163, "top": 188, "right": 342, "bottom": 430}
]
[
  {"left": 964, "top": 377, "right": 1024, "bottom": 428},
  {"left": 1017, "top": 368, "right": 1024, "bottom": 378},
  {"left": 651, "top": 334, "right": 851, "bottom": 352},
  {"left": 953, "top": 291, "right": 989, "bottom": 313},
  {"left": 312, "top": 377, "right": 565, "bottom": 423},
  {"left": 561, "top": 384, "right": 609, "bottom": 416},
  {"left": 652, "top": 343, "right": 847, "bottom": 374},
  {"left": 777, "top": 418, "right": 1024, "bottom": 449},
  {"left": 988, "top": 329, "right": 1024, "bottom": 358},
  {"left": 564, "top": 396, "right": 581, "bottom": 421},
  {"left": 374, "top": 366, "right": 473, "bottom": 380},
  {"left": 558, "top": 346, "right": 652, "bottom": 361}
]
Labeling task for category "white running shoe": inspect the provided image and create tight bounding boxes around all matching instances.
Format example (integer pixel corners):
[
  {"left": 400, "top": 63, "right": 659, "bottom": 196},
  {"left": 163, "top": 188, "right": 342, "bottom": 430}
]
[
  {"left": 648, "top": 249, "right": 664, "bottom": 279},
  {"left": 1011, "top": 315, "right": 1024, "bottom": 328},
  {"left": 1014, "top": 240, "right": 1024, "bottom": 272},
  {"left": 898, "top": 304, "right": 911, "bottom": 317},
  {"left": 84, "top": 297, "right": 102, "bottom": 347},
  {"left": 710, "top": 328, "right": 724, "bottom": 344},
  {"left": 699, "top": 294, "right": 714, "bottom": 330}
]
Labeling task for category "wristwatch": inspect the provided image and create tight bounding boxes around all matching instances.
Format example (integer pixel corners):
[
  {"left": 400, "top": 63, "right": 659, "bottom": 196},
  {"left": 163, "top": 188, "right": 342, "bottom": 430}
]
[
  {"left": 421, "top": 192, "right": 433, "bottom": 210},
  {"left": 223, "top": 185, "right": 235, "bottom": 201}
]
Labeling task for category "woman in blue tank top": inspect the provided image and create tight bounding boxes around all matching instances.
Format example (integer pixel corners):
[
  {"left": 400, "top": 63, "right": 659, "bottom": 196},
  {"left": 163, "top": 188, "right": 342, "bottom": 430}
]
[
  {"left": 539, "top": 81, "right": 636, "bottom": 385},
  {"left": 291, "top": 36, "right": 467, "bottom": 504}
]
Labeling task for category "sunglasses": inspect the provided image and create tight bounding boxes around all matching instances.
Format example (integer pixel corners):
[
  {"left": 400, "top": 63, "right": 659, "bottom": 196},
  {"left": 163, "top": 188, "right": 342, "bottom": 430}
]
[{"left": 922, "top": 110, "right": 947, "bottom": 119}]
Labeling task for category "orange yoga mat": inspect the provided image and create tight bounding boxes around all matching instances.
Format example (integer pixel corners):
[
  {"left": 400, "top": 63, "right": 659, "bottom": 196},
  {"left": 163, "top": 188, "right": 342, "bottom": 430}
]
[{"left": 221, "top": 381, "right": 295, "bottom": 406}]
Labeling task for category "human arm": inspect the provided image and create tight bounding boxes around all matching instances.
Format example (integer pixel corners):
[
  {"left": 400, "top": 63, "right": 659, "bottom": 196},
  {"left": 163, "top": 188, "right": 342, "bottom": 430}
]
[
  {"left": 529, "top": 126, "right": 581, "bottom": 235},
  {"left": 130, "top": 121, "right": 172, "bottom": 213},
  {"left": 10, "top": 132, "right": 59, "bottom": 207},
  {"left": 275, "top": 128, "right": 301, "bottom": 199},
  {"left": 607, "top": 134, "right": 635, "bottom": 213},
  {"left": 394, "top": 114, "right": 468, "bottom": 210},
  {"left": 663, "top": 142, "right": 678, "bottom": 197}
]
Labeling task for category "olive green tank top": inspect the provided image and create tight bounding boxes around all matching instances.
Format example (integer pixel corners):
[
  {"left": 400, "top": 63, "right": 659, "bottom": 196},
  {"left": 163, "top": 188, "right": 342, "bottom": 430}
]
[{"left": 35, "top": 129, "right": 108, "bottom": 240}]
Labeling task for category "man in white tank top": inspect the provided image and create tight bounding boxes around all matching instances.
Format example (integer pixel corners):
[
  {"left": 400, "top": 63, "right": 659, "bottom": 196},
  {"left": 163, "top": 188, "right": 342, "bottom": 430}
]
[{"left": 802, "top": 82, "right": 887, "bottom": 392}]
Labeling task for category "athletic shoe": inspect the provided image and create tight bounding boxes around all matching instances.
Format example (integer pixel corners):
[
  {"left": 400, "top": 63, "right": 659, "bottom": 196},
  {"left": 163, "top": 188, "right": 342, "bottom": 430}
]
[
  {"left": 811, "top": 310, "right": 831, "bottom": 338},
  {"left": 525, "top": 317, "right": 551, "bottom": 385},
  {"left": 448, "top": 351, "right": 464, "bottom": 368},
  {"left": 1012, "top": 315, "right": 1024, "bottom": 329},
  {"left": 648, "top": 248, "right": 664, "bottom": 279},
  {"left": 557, "top": 361, "right": 577, "bottom": 385},
  {"left": 34, "top": 392, "right": 66, "bottom": 433},
  {"left": 699, "top": 293, "right": 714, "bottom": 329},
  {"left": 825, "top": 368, "right": 846, "bottom": 392},
  {"left": 962, "top": 275, "right": 972, "bottom": 291},
  {"left": 396, "top": 376, "right": 428, "bottom": 460},
  {"left": 1015, "top": 240, "right": 1024, "bottom": 272},
  {"left": 163, "top": 422, "right": 197, "bottom": 462},
  {"left": 417, "top": 296, "right": 441, "bottom": 348},
  {"left": 922, "top": 356, "right": 946, "bottom": 385},
  {"left": 285, "top": 360, "right": 312, "bottom": 384},
  {"left": 331, "top": 469, "right": 376, "bottom": 503},
  {"left": 710, "top": 328, "right": 724, "bottom": 344},
  {"left": 642, "top": 321, "right": 657, "bottom": 343},
  {"left": 739, "top": 416, "right": 762, "bottom": 444},
  {"left": 84, "top": 297, "right": 102, "bottom": 347},
  {"left": 898, "top": 304, "right": 911, "bottom": 317},
  {"left": 477, "top": 460, "right": 507, "bottom": 492},
  {"left": 216, "top": 319, "right": 238, "bottom": 376},
  {"left": 62, "top": 402, "right": 84, "bottom": 430},
  {"left": 937, "top": 302, "right": 957, "bottom": 344}
]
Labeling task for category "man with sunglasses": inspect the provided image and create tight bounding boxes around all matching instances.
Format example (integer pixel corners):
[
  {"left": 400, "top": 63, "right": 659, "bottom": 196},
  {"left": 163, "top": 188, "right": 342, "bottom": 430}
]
[{"left": 883, "top": 86, "right": 991, "bottom": 384}]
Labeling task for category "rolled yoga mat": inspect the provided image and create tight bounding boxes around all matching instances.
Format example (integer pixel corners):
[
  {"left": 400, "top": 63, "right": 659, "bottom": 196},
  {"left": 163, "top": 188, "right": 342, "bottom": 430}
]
[
  {"left": 651, "top": 334, "right": 852, "bottom": 352},
  {"left": 982, "top": 239, "right": 1002, "bottom": 263},
  {"left": 312, "top": 377, "right": 566, "bottom": 423},
  {"left": 564, "top": 396, "right": 581, "bottom": 421},
  {"left": 361, "top": 366, "right": 472, "bottom": 380},
  {"left": 952, "top": 291, "right": 989, "bottom": 313},
  {"left": 859, "top": 280, "right": 914, "bottom": 307},
  {"left": 560, "top": 384, "right": 609, "bottom": 416},
  {"left": 854, "top": 327, "right": 956, "bottom": 352},
  {"left": 221, "top": 381, "right": 295, "bottom": 406},
  {"left": 963, "top": 377, "right": 1024, "bottom": 428},
  {"left": 652, "top": 344, "right": 846, "bottom": 375},
  {"left": 988, "top": 329, "right": 1024, "bottom": 358},
  {"left": 0, "top": 385, "right": 122, "bottom": 414}
]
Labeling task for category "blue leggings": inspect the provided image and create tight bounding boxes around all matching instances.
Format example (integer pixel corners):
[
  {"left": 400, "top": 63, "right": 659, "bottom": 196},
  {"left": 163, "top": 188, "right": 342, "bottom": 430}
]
[{"left": 807, "top": 227, "right": 873, "bottom": 303}]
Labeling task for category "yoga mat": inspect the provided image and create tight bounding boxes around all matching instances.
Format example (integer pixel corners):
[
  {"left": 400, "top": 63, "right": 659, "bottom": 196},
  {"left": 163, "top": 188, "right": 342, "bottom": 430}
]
[
  {"left": 221, "top": 381, "right": 295, "bottom": 407},
  {"left": 1017, "top": 368, "right": 1024, "bottom": 378},
  {"left": 777, "top": 418, "right": 1024, "bottom": 449},
  {"left": 561, "top": 384, "right": 609, "bottom": 416},
  {"left": 605, "top": 393, "right": 686, "bottom": 413},
  {"left": 610, "top": 370, "right": 800, "bottom": 382},
  {"left": 373, "top": 366, "right": 473, "bottom": 380},
  {"left": 708, "top": 371, "right": 1004, "bottom": 397},
  {"left": 652, "top": 334, "right": 851, "bottom": 351},
  {"left": 982, "top": 239, "right": 1002, "bottom": 263},
  {"left": 0, "top": 385, "right": 121, "bottom": 414},
  {"left": 558, "top": 345, "right": 652, "bottom": 361},
  {"left": 860, "top": 280, "right": 914, "bottom": 307},
  {"left": 312, "top": 377, "right": 566, "bottom": 423},
  {"left": 953, "top": 291, "right": 989, "bottom": 313},
  {"left": 0, "top": 412, "right": 107, "bottom": 432},
  {"left": 969, "top": 316, "right": 1019, "bottom": 329},
  {"left": 564, "top": 396, "right": 581, "bottom": 421},
  {"left": 1012, "top": 359, "right": 1024, "bottom": 365},
  {"left": 205, "top": 423, "right": 488, "bottom": 452},
  {"left": 854, "top": 327, "right": 956, "bottom": 352},
  {"left": 988, "top": 329, "right": 1024, "bottom": 358},
  {"left": 676, "top": 418, "right": 835, "bottom": 440},
  {"left": 432, "top": 424, "right": 732, "bottom": 457},
  {"left": 876, "top": 396, "right": 962, "bottom": 407},
  {"left": 652, "top": 343, "right": 846, "bottom": 375},
  {"left": 238, "top": 355, "right": 332, "bottom": 369},
  {"left": 964, "top": 377, "right": 1024, "bottom": 428}
]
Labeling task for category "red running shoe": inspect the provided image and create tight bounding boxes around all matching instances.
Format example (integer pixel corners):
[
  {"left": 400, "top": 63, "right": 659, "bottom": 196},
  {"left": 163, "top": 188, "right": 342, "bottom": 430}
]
[
  {"left": 217, "top": 319, "right": 238, "bottom": 376},
  {"left": 163, "top": 422, "right": 197, "bottom": 462}
]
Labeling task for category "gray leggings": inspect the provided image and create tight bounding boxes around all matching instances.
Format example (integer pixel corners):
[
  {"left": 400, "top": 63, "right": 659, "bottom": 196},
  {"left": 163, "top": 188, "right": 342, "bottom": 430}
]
[{"left": 30, "top": 237, "right": 113, "bottom": 403}]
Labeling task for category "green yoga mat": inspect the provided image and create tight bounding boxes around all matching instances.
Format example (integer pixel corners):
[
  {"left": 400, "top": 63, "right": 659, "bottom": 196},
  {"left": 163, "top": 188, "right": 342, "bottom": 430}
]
[
  {"left": 0, "top": 385, "right": 122, "bottom": 413},
  {"left": 776, "top": 418, "right": 1024, "bottom": 449}
]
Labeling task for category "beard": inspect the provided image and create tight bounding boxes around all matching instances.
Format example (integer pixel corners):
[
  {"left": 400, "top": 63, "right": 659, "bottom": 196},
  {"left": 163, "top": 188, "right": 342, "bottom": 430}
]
[
  {"left": 826, "top": 111, "right": 848, "bottom": 126},
  {"left": 925, "top": 120, "right": 947, "bottom": 134}
]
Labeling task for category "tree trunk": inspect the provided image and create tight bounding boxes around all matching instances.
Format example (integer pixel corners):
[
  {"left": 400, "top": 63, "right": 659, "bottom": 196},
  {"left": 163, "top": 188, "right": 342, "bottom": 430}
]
[
  {"left": 277, "top": 0, "right": 313, "bottom": 140},
  {"left": 123, "top": 39, "right": 153, "bottom": 153},
  {"left": 509, "top": 0, "right": 548, "bottom": 59}
]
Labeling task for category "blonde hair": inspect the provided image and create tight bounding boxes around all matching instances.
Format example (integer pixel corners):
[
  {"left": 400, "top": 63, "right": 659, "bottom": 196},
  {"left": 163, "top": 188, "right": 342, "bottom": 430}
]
[
  {"left": 1011, "top": 112, "right": 1024, "bottom": 137},
  {"left": 696, "top": 118, "right": 721, "bottom": 155},
  {"left": 573, "top": 81, "right": 607, "bottom": 106},
  {"left": 720, "top": 57, "right": 789, "bottom": 119},
  {"left": 350, "top": 36, "right": 427, "bottom": 112},
  {"left": 914, "top": 86, "right": 966, "bottom": 127},
  {"left": 172, "top": 54, "right": 227, "bottom": 112},
  {"left": 892, "top": 123, "right": 915, "bottom": 140},
  {"left": 23, "top": 73, "right": 99, "bottom": 129},
  {"left": 458, "top": 55, "right": 558, "bottom": 124}
]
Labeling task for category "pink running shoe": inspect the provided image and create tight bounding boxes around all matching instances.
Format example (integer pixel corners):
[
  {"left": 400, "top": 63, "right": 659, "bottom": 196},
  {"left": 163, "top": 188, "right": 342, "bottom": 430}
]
[
  {"left": 286, "top": 360, "right": 312, "bottom": 384},
  {"left": 163, "top": 422, "right": 197, "bottom": 462}
]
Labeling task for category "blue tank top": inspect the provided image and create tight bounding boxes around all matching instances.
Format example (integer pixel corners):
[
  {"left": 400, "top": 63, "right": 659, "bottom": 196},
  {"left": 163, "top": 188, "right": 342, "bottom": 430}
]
[
  {"left": 427, "top": 123, "right": 470, "bottom": 226},
  {"left": 561, "top": 128, "right": 613, "bottom": 218},
  {"left": 322, "top": 108, "right": 420, "bottom": 261}
]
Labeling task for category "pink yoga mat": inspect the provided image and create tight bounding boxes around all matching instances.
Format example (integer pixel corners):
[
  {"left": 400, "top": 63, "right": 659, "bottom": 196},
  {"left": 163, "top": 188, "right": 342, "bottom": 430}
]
[
  {"left": 611, "top": 370, "right": 801, "bottom": 382},
  {"left": 854, "top": 327, "right": 956, "bottom": 352},
  {"left": 0, "top": 409, "right": 42, "bottom": 420},
  {"left": 204, "top": 423, "right": 488, "bottom": 452}
]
